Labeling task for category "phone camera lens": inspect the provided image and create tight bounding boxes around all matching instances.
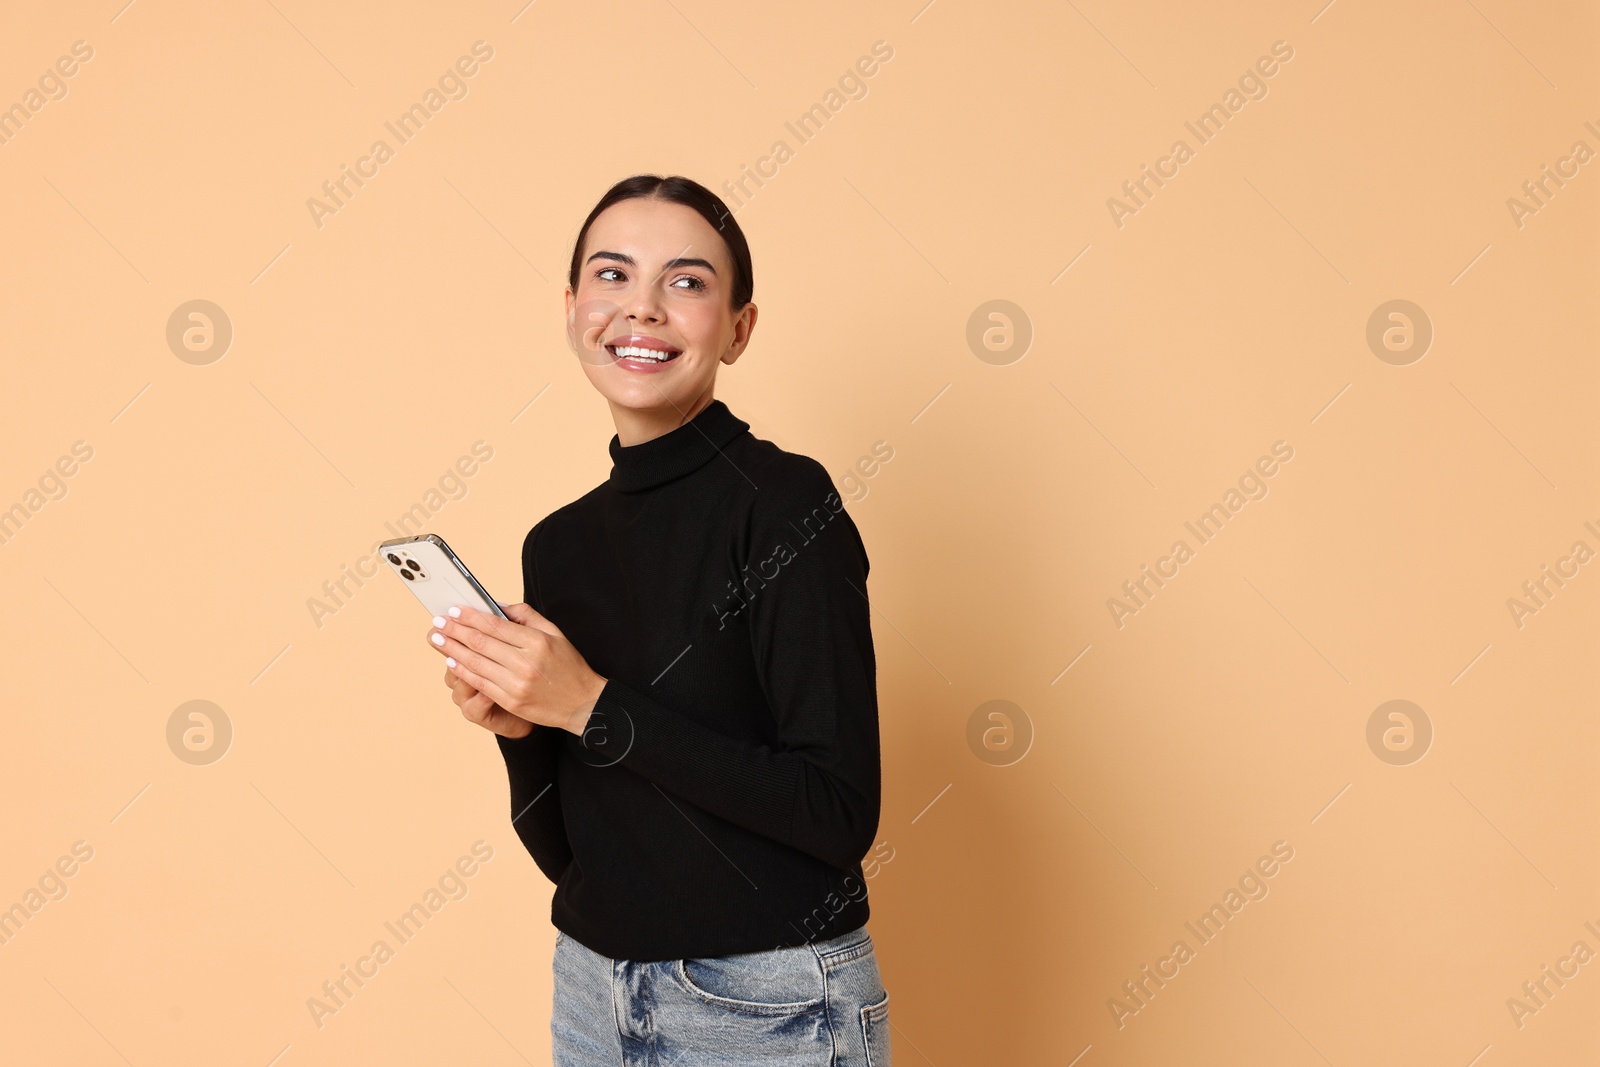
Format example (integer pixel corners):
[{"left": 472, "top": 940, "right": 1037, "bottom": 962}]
[
  {"left": 405, "top": 560, "right": 421, "bottom": 572},
  {"left": 387, "top": 553, "right": 402, "bottom": 566},
  {"left": 401, "top": 569, "right": 415, "bottom": 580}
]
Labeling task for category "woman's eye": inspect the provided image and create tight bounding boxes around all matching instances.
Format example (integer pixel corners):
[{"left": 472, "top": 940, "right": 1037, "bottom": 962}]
[
  {"left": 671, "top": 275, "right": 706, "bottom": 291},
  {"left": 596, "top": 267, "right": 625, "bottom": 282}
]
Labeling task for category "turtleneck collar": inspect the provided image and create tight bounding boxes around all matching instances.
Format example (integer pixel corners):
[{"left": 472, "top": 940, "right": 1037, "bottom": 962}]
[{"left": 607, "top": 399, "right": 751, "bottom": 493}]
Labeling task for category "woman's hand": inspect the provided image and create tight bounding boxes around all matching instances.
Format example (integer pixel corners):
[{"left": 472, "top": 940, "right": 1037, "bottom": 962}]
[
  {"left": 426, "top": 602, "right": 606, "bottom": 736},
  {"left": 441, "top": 666, "right": 533, "bottom": 739}
]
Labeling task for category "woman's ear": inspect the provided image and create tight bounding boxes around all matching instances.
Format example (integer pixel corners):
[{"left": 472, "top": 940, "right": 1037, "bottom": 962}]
[{"left": 723, "top": 302, "right": 759, "bottom": 365}]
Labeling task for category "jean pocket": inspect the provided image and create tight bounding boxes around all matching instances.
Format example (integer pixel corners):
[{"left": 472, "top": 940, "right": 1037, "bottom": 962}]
[
  {"left": 673, "top": 947, "right": 827, "bottom": 1017},
  {"left": 860, "top": 991, "right": 890, "bottom": 1066}
]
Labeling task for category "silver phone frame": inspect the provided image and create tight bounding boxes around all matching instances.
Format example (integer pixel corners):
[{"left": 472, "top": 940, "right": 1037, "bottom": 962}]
[{"left": 377, "top": 533, "right": 510, "bottom": 620}]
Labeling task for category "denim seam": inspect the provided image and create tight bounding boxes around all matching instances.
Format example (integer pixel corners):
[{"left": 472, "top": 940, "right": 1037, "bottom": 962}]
[
  {"left": 610, "top": 959, "right": 627, "bottom": 1055},
  {"left": 808, "top": 937, "right": 840, "bottom": 1067},
  {"left": 644, "top": 962, "right": 660, "bottom": 1066},
  {"left": 860, "top": 991, "right": 890, "bottom": 1067}
]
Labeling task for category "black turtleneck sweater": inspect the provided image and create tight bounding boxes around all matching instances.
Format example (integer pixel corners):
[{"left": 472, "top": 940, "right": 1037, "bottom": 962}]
[{"left": 495, "top": 399, "right": 880, "bottom": 961}]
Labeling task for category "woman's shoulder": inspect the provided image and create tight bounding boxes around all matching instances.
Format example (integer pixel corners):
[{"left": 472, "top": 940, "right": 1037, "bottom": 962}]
[
  {"left": 733, "top": 432, "right": 842, "bottom": 515},
  {"left": 731, "top": 433, "right": 866, "bottom": 567},
  {"left": 523, "top": 480, "right": 610, "bottom": 543},
  {"left": 733, "top": 455, "right": 869, "bottom": 585},
  {"left": 518, "top": 489, "right": 600, "bottom": 574}
]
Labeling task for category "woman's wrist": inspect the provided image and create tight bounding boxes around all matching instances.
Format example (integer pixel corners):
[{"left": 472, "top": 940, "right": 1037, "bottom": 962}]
[{"left": 563, "top": 674, "right": 607, "bottom": 736}]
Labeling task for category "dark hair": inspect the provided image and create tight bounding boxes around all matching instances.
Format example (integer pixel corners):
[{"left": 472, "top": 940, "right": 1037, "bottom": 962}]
[{"left": 567, "top": 174, "right": 754, "bottom": 310}]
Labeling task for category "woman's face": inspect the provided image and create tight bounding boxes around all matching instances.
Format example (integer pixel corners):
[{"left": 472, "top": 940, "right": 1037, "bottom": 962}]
[{"left": 566, "top": 197, "right": 757, "bottom": 415}]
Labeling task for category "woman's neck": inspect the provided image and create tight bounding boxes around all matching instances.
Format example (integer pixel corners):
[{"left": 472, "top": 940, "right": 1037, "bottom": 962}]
[{"left": 609, "top": 390, "right": 716, "bottom": 447}]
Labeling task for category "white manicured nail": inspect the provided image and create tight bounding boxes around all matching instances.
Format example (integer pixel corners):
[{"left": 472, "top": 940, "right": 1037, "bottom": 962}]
[
  {"left": 448, "top": 606, "right": 462, "bottom": 618},
  {"left": 432, "top": 616, "right": 446, "bottom": 629},
  {"left": 431, "top": 633, "right": 445, "bottom": 646},
  {"left": 446, "top": 657, "right": 457, "bottom": 668}
]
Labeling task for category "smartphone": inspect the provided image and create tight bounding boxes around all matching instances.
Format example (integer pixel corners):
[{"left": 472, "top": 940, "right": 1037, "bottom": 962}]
[{"left": 378, "top": 534, "right": 509, "bottom": 620}]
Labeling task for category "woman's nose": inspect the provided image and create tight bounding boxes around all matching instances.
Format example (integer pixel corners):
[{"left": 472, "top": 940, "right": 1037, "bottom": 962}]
[{"left": 624, "top": 283, "right": 665, "bottom": 322}]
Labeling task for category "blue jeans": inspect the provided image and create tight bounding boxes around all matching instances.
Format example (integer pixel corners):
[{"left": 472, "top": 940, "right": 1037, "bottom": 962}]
[{"left": 552, "top": 926, "right": 892, "bottom": 1065}]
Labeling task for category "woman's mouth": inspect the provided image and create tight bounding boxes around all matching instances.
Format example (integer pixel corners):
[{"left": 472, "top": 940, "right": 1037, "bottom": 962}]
[{"left": 607, "top": 343, "right": 683, "bottom": 367}]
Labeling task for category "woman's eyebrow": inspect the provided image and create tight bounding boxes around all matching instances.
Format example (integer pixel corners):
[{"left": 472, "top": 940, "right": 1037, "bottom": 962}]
[
  {"left": 662, "top": 256, "right": 717, "bottom": 274},
  {"left": 585, "top": 250, "right": 717, "bottom": 275}
]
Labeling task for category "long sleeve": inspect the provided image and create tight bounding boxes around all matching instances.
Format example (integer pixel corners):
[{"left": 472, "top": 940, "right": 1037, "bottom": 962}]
[
  {"left": 495, "top": 520, "right": 573, "bottom": 884},
  {"left": 583, "top": 462, "right": 881, "bottom": 872}
]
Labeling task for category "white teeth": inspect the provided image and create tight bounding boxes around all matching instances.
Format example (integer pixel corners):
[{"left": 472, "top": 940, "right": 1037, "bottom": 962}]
[{"left": 611, "top": 345, "right": 676, "bottom": 362}]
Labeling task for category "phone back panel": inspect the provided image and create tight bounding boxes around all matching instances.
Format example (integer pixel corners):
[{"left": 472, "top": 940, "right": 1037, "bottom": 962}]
[{"left": 380, "top": 537, "right": 507, "bottom": 620}]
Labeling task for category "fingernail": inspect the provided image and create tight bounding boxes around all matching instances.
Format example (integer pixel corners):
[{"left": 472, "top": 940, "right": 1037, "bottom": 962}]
[
  {"left": 432, "top": 616, "right": 446, "bottom": 629},
  {"left": 446, "top": 657, "right": 457, "bottom": 668},
  {"left": 431, "top": 633, "right": 445, "bottom": 646},
  {"left": 448, "top": 606, "right": 462, "bottom": 618}
]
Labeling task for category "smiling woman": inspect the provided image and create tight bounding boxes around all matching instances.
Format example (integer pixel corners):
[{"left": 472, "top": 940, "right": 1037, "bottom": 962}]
[
  {"left": 425, "top": 175, "right": 891, "bottom": 1065},
  {"left": 561, "top": 175, "right": 759, "bottom": 444}
]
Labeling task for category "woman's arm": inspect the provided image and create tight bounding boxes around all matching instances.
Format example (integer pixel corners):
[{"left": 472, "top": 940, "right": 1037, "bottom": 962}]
[
  {"left": 496, "top": 727, "right": 571, "bottom": 884},
  {"left": 493, "top": 521, "right": 573, "bottom": 884},
  {"left": 581, "top": 462, "right": 882, "bottom": 872}
]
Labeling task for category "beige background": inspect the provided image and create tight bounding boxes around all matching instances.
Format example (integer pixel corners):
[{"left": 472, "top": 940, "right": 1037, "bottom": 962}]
[{"left": 1, "top": 0, "right": 1595, "bottom": 1063}]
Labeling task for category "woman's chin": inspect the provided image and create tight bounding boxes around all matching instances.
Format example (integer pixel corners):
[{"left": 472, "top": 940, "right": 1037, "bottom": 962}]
[
  {"left": 608, "top": 363, "right": 705, "bottom": 393},
  {"left": 601, "top": 380, "right": 703, "bottom": 411}
]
